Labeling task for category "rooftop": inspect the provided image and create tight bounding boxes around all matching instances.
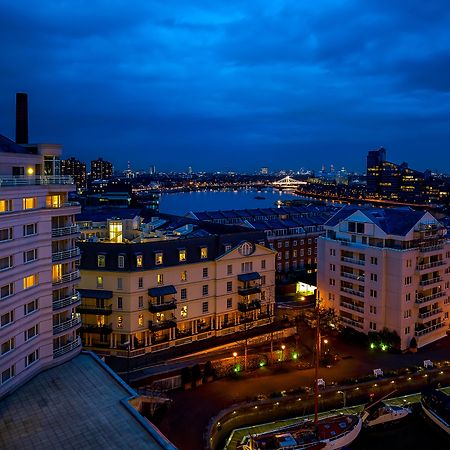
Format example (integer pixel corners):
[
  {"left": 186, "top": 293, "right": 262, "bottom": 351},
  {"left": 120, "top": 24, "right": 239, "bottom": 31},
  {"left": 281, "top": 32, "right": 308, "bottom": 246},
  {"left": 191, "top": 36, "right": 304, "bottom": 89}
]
[
  {"left": 0, "top": 352, "right": 176, "bottom": 450},
  {"left": 0, "top": 134, "right": 36, "bottom": 155}
]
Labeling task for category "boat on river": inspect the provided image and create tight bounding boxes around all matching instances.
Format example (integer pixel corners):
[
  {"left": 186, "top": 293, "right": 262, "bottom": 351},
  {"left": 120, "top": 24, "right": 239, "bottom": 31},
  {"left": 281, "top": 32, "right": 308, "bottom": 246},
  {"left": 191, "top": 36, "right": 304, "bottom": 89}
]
[{"left": 421, "top": 388, "right": 450, "bottom": 434}]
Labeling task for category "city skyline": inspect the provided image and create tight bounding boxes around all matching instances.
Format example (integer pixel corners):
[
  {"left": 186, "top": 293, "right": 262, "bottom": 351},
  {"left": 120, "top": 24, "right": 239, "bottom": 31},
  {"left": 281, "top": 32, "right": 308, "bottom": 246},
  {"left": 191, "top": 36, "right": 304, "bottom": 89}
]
[{"left": 1, "top": 2, "right": 450, "bottom": 172}]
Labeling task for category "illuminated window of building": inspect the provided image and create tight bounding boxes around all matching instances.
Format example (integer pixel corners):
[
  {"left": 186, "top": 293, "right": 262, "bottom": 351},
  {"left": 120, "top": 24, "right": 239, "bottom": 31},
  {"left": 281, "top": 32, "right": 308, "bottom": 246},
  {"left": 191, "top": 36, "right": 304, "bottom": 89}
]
[
  {"left": 181, "top": 270, "right": 187, "bottom": 281},
  {"left": 156, "top": 312, "right": 165, "bottom": 322},
  {"left": 52, "top": 264, "right": 62, "bottom": 283},
  {"left": 117, "top": 316, "right": 123, "bottom": 328},
  {"left": 48, "top": 195, "right": 61, "bottom": 208},
  {"left": 97, "top": 276, "right": 103, "bottom": 288},
  {"left": 157, "top": 273, "right": 163, "bottom": 285},
  {"left": 0, "top": 200, "right": 13, "bottom": 213},
  {"left": 138, "top": 314, "right": 144, "bottom": 326},
  {"left": 109, "top": 221, "right": 122, "bottom": 243},
  {"left": 97, "top": 315, "right": 105, "bottom": 326},
  {"left": 181, "top": 306, "right": 188, "bottom": 318},
  {"left": 155, "top": 252, "right": 163, "bottom": 265},
  {"left": 136, "top": 254, "right": 143, "bottom": 268},
  {"left": 23, "top": 274, "right": 38, "bottom": 290},
  {"left": 23, "top": 197, "right": 37, "bottom": 210},
  {"left": 179, "top": 249, "right": 186, "bottom": 262},
  {"left": 97, "top": 254, "right": 106, "bottom": 267},
  {"left": 200, "top": 247, "right": 208, "bottom": 259}
]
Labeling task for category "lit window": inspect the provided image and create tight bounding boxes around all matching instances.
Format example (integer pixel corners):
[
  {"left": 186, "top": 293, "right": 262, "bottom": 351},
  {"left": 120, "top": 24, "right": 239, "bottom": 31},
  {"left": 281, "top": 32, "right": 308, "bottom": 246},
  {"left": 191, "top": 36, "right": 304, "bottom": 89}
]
[
  {"left": 97, "top": 276, "right": 103, "bottom": 288},
  {"left": 181, "top": 270, "right": 187, "bottom": 281},
  {"left": 155, "top": 252, "right": 163, "bottom": 265},
  {"left": 138, "top": 314, "right": 144, "bottom": 326},
  {"left": 157, "top": 273, "right": 163, "bottom": 285},
  {"left": 179, "top": 249, "right": 187, "bottom": 262},
  {"left": 97, "top": 255, "right": 106, "bottom": 268},
  {"left": 156, "top": 312, "right": 165, "bottom": 322},
  {"left": 181, "top": 306, "right": 188, "bottom": 318},
  {"left": 109, "top": 221, "right": 123, "bottom": 243},
  {"left": 117, "top": 316, "right": 123, "bottom": 328},
  {"left": 0, "top": 200, "right": 13, "bottom": 213},
  {"left": 136, "top": 254, "right": 143, "bottom": 268},
  {"left": 23, "top": 274, "right": 38, "bottom": 290},
  {"left": 23, "top": 197, "right": 37, "bottom": 210},
  {"left": 46, "top": 195, "right": 60, "bottom": 208},
  {"left": 200, "top": 247, "right": 208, "bottom": 259}
]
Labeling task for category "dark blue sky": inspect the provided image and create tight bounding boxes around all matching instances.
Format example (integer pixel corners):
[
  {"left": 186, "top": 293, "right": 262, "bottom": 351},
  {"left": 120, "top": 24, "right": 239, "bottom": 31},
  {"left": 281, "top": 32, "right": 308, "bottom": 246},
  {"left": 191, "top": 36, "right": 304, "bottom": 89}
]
[{"left": 0, "top": 1, "right": 449, "bottom": 172}]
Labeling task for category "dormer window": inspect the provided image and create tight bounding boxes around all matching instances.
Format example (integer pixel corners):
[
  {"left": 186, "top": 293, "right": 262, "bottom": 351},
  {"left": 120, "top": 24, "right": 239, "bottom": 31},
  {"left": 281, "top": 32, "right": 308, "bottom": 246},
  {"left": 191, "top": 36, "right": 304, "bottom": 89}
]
[
  {"left": 179, "top": 249, "right": 187, "bottom": 262},
  {"left": 200, "top": 247, "right": 208, "bottom": 259},
  {"left": 348, "top": 221, "right": 364, "bottom": 234},
  {"left": 136, "top": 254, "right": 143, "bottom": 268},
  {"left": 155, "top": 252, "right": 163, "bottom": 265},
  {"left": 97, "top": 254, "right": 106, "bottom": 268}
]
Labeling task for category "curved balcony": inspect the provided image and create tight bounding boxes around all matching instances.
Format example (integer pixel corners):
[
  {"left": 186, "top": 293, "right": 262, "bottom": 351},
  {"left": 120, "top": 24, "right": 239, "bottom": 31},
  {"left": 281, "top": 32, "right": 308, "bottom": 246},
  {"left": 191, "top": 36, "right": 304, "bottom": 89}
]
[
  {"left": 52, "top": 247, "right": 81, "bottom": 262},
  {"left": 52, "top": 270, "right": 80, "bottom": 286},
  {"left": 53, "top": 316, "right": 81, "bottom": 335},
  {"left": 415, "top": 322, "right": 446, "bottom": 337},
  {"left": 148, "top": 320, "right": 177, "bottom": 332},
  {"left": 53, "top": 337, "right": 82, "bottom": 358},
  {"left": 416, "top": 260, "right": 446, "bottom": 271},
  {"left": 418, "top": 308, "right": 443, "bottom": 321},
  {"left": 341, "top": 272, "right": 365, "bottom": 282},
  {"left": 51, "top": 225, "right": 80, "bottom": 238},
  {"left": 419, "top": 244, "right": 444, "bottom": 253},
  {"left": 340, "top": 316, "right": 364, "bottom": 329},
  {"left": 53, "top": 292, "right": 81, "bottom": 310},
  {"left": 419, "top": 277, "right": 442, "bottom": 287},
  {"left": 80, "top": 324, "right": 113, "bottom": 335},
  {"left": 77, "top": 303, "right": 113, "bottom": 315},
  {"left": 415, "top": 291, "right": 446, "bottom": 304},
  {"left": 0, "top": 175, "right": 74, "bottom": 187}
]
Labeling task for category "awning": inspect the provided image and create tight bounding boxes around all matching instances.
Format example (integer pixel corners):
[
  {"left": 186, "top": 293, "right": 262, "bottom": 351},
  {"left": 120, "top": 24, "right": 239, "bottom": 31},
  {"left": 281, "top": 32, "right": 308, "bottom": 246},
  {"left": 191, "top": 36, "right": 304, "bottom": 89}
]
[
  {"left": 77, "top": 289, "right": 113, "bottom": 299},
  {"left": 148, "top": 285, "right": 177, "bottom": 297},
  {"left": 238, "top": 272, "right": 261, "bottom": 282}
]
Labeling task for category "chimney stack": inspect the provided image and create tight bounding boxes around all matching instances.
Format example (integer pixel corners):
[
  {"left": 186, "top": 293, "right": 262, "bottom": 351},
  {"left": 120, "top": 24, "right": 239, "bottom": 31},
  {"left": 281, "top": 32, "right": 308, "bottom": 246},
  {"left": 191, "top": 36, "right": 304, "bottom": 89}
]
[{"left": 15, "top": 92, "right": 28, "bottom": 144}]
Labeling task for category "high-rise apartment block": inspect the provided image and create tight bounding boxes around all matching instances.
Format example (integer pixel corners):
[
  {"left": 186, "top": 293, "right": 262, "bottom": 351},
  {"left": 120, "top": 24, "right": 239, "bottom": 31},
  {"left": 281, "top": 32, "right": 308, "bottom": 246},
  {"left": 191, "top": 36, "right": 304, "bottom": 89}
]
[
  {"left": 90, "top": 157, "right": 113, "bottom": 181},
  {"left": 61, "top": 156, "right": 87, "bottom": 190},
  {"left": 0, "top": 135, "right": 81, "bottom": 398},
  {"left": 318, "top": 206, "right": 450, "bottom": 350}
]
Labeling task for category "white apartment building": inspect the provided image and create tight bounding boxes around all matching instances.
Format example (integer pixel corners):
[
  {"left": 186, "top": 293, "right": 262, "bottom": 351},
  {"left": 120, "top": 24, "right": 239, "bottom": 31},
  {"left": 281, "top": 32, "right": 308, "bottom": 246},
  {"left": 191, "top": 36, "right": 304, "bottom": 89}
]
[
  {"left": 0, "top": 135, "right": 81, "bottom": 398},
  {"left": 318, "top": 206, "right": 450, "bottom": 350}
]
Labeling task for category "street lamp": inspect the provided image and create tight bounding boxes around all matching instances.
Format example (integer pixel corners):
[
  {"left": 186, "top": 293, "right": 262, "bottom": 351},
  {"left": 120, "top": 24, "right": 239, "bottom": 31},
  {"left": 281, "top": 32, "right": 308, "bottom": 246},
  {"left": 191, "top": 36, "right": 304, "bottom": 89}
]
[
  {"left": 337, "top": 390, "right": 346, "bottom": 407},
  {"left": 281, "top": 344, "right": 286, "bottom": 364},
  {"left": 233, "top": 351, "right": 238, "bottom": 370}
]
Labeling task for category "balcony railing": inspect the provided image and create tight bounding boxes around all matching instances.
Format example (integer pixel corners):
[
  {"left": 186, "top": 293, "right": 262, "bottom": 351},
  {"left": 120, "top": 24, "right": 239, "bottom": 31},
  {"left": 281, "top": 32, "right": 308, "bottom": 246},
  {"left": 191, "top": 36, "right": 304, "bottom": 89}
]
[
  {"left": 53, "top": 292, "right": 81, "bottom": 310},
  {"left": 80, "top": 324, "right": 113, "bottom": 334},
  {"left": 340, "top": 316, "right": 364, "bottom": 329},
  {"left": 416, "top": 260, "right": 446, "bottom": 271},
  {"left": 77, "top": 304, "right": 113, "bottom": 315},
  {"left": 47, "top": 201, "right": 80, "bottom": 209},
  {"left": 419, "top": 277, "right": 442, "bottom": 287},
  {"left": 52, "top": 247, "right": 81, "bottom": 262},
  {"left": 340, "top": 301, "right": 364, "bottom": 314},
  {"left": 341, "top": 272, "right": 365, "bottom": 282},
  {"left": 148, "top": 320, "right": 177, "bottom": 332},
  {"left": 53, "top": 316, "right": 81, "bottom": 335},
  {"left": 415, "top": 291, "right": 446, "bottom": 304},
  {"left": 419, "top": 244, "right": 444, "bottom": 253},
  {"left": 0, "top": 175, "right": 74, "bottom": 187},
  {"left": 415, "top": 322, "right": 446, "bottom": 337},
  {"left": 341, "top": 257, "right": 365, "bottom": 266},
  {"left": 148, "top": 300, "right": 177, "bottom": 313},
  {"left": 418, "top": 308, "right": 443, "bottom": 320},
  {"left": 53, "top": 337, "right": 82, "bottom": 358},
  {"left": 340, "top": 286, "right": 365, "bottom": 298},
  {"left": 238, "top": 285, "right": 261, "bottom": 296},
  {"left": 238, "top": 300, "right": 261, "bottom": 313},
  {"left": 51, "top": 225, "right": 80, "bottom": 237},
  {"left": 52, "top": 270, "right": 80, "bottom": 285}
]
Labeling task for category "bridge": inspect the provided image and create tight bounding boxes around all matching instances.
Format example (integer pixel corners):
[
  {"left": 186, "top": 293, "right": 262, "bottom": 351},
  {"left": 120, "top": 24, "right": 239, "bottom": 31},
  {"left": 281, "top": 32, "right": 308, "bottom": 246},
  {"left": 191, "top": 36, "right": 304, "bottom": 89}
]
[{"left": 272, "top": 176, "right": 307, "bottom": 189}]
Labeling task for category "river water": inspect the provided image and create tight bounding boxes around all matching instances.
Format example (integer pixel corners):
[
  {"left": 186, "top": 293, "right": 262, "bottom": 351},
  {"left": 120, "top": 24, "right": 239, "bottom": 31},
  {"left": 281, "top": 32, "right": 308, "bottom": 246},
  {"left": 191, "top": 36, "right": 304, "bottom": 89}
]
[{"left": 158, "top": 188, "right": 302, "bottom": 216}]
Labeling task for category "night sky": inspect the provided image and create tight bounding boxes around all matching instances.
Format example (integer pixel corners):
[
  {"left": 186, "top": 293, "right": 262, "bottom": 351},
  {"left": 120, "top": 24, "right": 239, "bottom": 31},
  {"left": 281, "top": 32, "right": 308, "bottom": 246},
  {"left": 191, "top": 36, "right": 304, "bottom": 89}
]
[{"left": 0, "top": 1, "right": 449, "bottom": 173}]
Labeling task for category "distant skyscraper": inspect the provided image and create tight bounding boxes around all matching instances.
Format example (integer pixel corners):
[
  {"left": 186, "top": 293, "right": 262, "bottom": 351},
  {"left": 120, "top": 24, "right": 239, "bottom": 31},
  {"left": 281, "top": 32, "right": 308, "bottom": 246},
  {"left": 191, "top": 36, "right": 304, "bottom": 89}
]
[
  {"left": 149, "top": 165, "right": 156, "bottom": 175},
  {"left": 260, "top": 167, "right": 269, "bottom": 175},
  {"left": 90, "top": 157, "right": 113, "bottom": 180},
  {"left": 61, "top": 157, "right": 87, "bottom": 189},
  {"left": 187, "top": 166, "right": 193, "bottom": 175}
]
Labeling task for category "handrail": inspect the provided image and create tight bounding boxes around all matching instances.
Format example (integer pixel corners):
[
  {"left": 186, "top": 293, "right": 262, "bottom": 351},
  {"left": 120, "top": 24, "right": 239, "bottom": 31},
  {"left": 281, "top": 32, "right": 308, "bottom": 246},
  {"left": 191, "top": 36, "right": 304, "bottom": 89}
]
[
  {"left": 53, "top": 292, "right": 81, "bottom": 310},
  {"left": 52, "top": 270, "right": 80, "bottom": 285},
  {"left": 51, "top": 247, "right": 80, "bottom": 262},
  {"left": 51, "top": 225, "right": 79, "bottom": 237},
  {"left": 53, "top": 337, "right": 82, "bottom": 358},
  {"left": 340, "top": 301, "right": 364, "bottom": 313},
  {"left": 53, "top": 316, "right": 81, "bottom": 334},
  {"left": 0, "top": 175, "right": 74, "bottom": 186},
  {"left": 419, "top": 277, "right": 442, "bottom": 287},
  {"left": 416, "top": 291, "right": 446, "bottom": 304}
]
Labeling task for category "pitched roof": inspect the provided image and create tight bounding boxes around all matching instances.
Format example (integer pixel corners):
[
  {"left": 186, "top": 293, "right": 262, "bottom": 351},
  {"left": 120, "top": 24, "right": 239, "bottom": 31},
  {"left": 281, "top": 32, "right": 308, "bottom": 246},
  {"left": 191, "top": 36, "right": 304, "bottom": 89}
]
[{"left": 0, "top": 134, "right": 36, "bottom": 154}]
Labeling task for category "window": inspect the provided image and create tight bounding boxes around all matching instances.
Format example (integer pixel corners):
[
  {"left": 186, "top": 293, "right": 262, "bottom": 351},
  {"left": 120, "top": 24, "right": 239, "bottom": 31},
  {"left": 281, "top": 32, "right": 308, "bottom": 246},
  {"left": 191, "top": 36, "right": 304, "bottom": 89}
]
[
  {"left": 200, "top": 247, "right": 208, "bottom": 259},
  {"left": 404, "top": 326, "right": 410, "bottom": 335},
  {"left": 261, "top": 290, "right": 266, "bottom": 300},
  {"left": 404, "top": 276, "right": 412, "bottom": 285},
  {"left": 329, "top": 264, "right": 335, "bottom": 271},
  {"left": 277, "top": 252, "right": 282, "bottom": 260},
  {"left": 370, "top": 305, "right": 377, "bottom": 314},
  {"left": 23, "top": 249, "right": 37, "bottom": 264},
  {"left": 285, "top": 262, "right": 289, "bottom": 271},
  {"left": 226, "top": 298, "right": 232, "bottom": 309},
  {"left": 329, "top": 278, "right": 335, "bottom": 286},
  {"left": 307, "top": 248, "right": 312, "bottom": 256},
  {"left": 406, "top": 259, "right": 412, "bottom": 268},
  {"left": 97, "top": 276, "right": 103, "bottom": 288},
  {"left": 0, "top": 227, "right": 13, "bottom": 241},
  {"left": 117, "top": 316, "right": 123, "bottom": 328},
  {"left": 179, "top": 249, "right": 187, "bottom": 262},
  {"left": 181, "top": 288, "right": 187, "bottom": 300},
  {"left": 406, "top": 293, "right": 411, "bottom": 302},
  {"left": 300, "top": 249, "right": 304, "bottom": 257},
  {"left": 0, "top": 200, "right": 13, "bottom": 212},
  {"left": 300, "top": 239, "right": 305, "bottom": 245},
  {"left": 47, "top": 195, "right": 62, "bottom": 208},
  {"left": 97, "top": 254, "right": 106, "bottom": 268},
  {"left": 181, "top": 270, "right": 187, "bottom": 281},
  {"left": 181, "top": 306, "right": 188, "bottom": 317},
  {"left": 225, "top": 244, "right": 232, "bottom": 252},
  {"left": 403, "top": 309, "right": 411, "bottom": 318},
  {"left": 24, "top": 324, "right": 39, "bottom": 341},
  {"left": 155, "top": 252, "right": 163, "bottom": 265},
  {"left": 202, "top": 285, "right": 209, "bottom": 296},
  {"left": 370, "top": 273, "right": 377, "bottom": 282},
  {"left": 1, "top": 365, "right": 15, "bottom": 385},
  {"left": 293, "top": 240, "right": 297, "bottom": 246},
  {"left": 138, "top": 277, "right": 143, "bottom": 288},
  {"left": 202, "top": 301, "right": 209, "bottom": 313},
  {"left": 241, "top": 262, "right": 253, "bottom": 273},
  {"left": 138, "top": 314, "right": 144, "bottom": 326},
  {"left": 308, "top": 238, "right": 312, "bottom": 244},
  {"left": 370, "top": 289, "right": 377, "bottom": 298},
  {"left": 261, "top": 260, "right": 266, "bottom": 270},
  {"left": 136, "top": 254, "right": 143, "bottom": 268},
  {"left": 117, "top": 297, "right": 123, "bottom": 309},
  {"left": 25, "top": 349, "right": 39, "bottom": 367},
  {"left": 277, "top": 263, "right": 282, "bottom": 272},
  {"left": 23, "top": 197, "right": 37, "bottom": 210},
  {"left": 369, "top": 322, "right": 377, "bottom": 331},
  {"left": 293, "top": 250, "right": 297, "bottom": 258},
  {"left": 285, "top": 251, "right": 290, "bottom": 259},
  {"left": 227, "top": 264, "right": 233, "bottom": 275},
  {"left": 1, "top": 337, "right": 15, "bottom": 355},
  {"left": 285, "top": 241, "right": 289, "bottom": 248},
  {"left": 0, "top": 256, "right": 12, "bottom": 271},
  {"left": 118, "top": 255, "right": 125, "bottom": 268},
  {"left": 23, "top": 274, "right": 38, "bottom": 290},
  {"left": 202, "top": 267, "right": 208, "bottom": 278},
  {"left": 117, "top": 278, "right": 123, "bottom": 290},
  {"left": 227, "top": 281, "right": 232, "bottom": 292},
  {"left": 157, "top": 273, "right": 163, "bottom": 285},
  {"left": 1, "top": 310, "right": 14, "bottom": 327},
  {"left": 277, "top": 242, "right": 282, "bottom": 249},
  {"left": 24, "top": 299, "right": 38, "bottom": 315},
  {"left": 138, "top": 296, "right": 144, "bottom": 308},
  {"left": 23, "top": 223, "right": 37, "bottom": 236},
  {"left": 370, "top": 257, "right": 378, "bottom": 265},
  {"left": 261, "top": 275, "right": 266, "bottom": 285}
]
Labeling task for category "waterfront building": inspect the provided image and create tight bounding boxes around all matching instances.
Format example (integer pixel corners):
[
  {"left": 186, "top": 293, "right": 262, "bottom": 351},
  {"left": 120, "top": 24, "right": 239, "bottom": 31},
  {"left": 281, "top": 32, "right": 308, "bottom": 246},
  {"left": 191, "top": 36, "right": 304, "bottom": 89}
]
[
  {"left": 90, "top": 157, "right": 113, "bottom": 181},
  {"left": 61, "top": 156, "right": 87, "bottom": 190},
  {"left": 318, "top": 205, "right": 450, "bottom": 350},
  {"left": 0, "top": 127, "right": 81, "bottom": 398},
  {"left": 76, "top": 214, "right": 276, "bottom": 357}
]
